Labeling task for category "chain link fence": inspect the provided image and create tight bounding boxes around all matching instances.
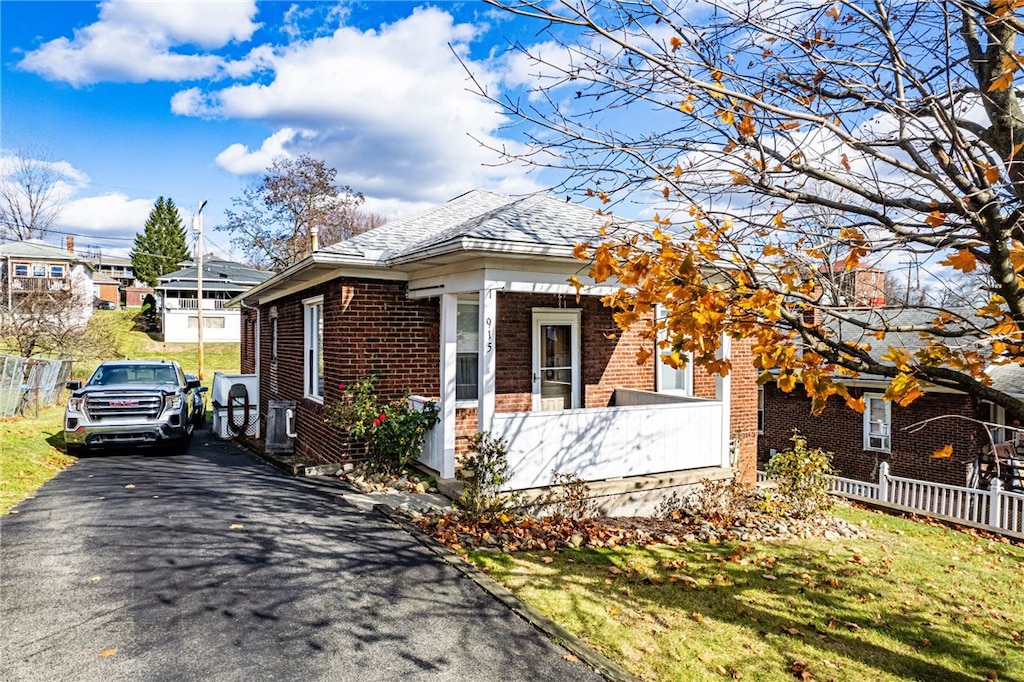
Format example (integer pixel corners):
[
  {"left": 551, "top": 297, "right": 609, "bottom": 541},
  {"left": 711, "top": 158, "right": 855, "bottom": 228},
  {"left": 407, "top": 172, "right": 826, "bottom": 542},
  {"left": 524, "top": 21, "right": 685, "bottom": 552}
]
[{"left": 0, "top": 355, "right": 73, "bottom": 417}]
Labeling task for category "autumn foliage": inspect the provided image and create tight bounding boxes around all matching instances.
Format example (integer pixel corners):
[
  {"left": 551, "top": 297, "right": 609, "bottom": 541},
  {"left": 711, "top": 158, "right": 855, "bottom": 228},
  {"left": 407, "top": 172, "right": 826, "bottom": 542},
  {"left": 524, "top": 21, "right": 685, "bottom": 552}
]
[{"left": 487, "top": 0, "right": 1024, "bottom": 421}]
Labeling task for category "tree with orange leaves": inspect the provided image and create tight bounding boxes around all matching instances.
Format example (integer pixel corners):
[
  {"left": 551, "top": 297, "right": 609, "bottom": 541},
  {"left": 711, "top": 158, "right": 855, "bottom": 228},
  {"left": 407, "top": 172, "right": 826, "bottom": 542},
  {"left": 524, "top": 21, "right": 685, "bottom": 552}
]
[{"left": 483, "top": 0, "right": 1024, "bottom": 420}]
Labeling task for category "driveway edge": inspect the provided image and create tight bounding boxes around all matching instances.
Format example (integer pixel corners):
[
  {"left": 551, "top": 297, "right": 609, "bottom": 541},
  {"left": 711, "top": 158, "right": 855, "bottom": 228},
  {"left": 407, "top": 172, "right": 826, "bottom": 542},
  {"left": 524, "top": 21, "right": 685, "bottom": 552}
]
[{"left": 372, "top": 503, "right": 640, "bottom": 682}]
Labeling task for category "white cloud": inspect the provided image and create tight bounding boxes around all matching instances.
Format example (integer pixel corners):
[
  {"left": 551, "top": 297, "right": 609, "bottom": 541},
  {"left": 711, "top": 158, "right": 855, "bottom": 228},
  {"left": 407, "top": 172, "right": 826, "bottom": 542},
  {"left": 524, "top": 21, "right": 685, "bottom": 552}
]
[
  {"left": 214, "top": 128, "right": 311, "bottom": 175},
  {"left": 180, "top": 7, "right": 534, "bottom": 206},
  {"left": 17, "top": 0, "right": 260, "bottom": 86},
  {"left": 57, "top": 193, "right": 153, "bottom": 234}
]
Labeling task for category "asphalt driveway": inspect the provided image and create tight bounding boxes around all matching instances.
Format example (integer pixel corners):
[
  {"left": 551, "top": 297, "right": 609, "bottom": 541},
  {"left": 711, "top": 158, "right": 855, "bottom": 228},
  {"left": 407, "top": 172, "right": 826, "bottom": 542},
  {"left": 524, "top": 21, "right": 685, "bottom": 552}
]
[{"left": 0, "top": 430, "right": 602, "bottom": 682}]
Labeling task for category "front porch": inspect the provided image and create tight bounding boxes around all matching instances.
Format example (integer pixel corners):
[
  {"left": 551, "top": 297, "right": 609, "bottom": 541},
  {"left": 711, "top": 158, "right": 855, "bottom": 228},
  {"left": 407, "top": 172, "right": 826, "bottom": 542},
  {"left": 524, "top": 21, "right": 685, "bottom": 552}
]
[
  {"left": 418, "top": 386, "right": 732, "bottom": 492},
  {"left": 407, "top": 265, "right": 736, "bottom": 491}
]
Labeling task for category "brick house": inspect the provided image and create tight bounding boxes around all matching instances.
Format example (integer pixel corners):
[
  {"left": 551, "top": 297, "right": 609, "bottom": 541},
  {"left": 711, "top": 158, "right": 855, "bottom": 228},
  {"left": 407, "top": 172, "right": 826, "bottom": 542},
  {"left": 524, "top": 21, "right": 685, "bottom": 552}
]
[
  {"left": 758, "top": 303, "right": 1013, "bottom": 489},
  {"left": 232, "top": 190, "right": 759, "bottom": 491}
]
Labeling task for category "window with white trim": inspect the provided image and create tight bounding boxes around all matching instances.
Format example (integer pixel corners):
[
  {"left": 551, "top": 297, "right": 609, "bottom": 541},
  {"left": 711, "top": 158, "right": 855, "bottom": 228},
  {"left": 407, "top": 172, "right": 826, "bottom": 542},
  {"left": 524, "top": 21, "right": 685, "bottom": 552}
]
[
  {"left": 49, "top": 264, "right": 65, "bottom": 278},
  {"left": 654, "top": 305, "right": 692, "bottom": 395},
  {"left": 304, "top": 297, "right": 324, "bottom": 401},
  {"left": 456, "top": 301, "right": 478, "bottom": 401},
  {"left": 13, "top": 263, "right": 28, "bottom": 277},
  {"left": 863, "top": 394, "right": 891, "bottom": 452},
  {"left": 32, "top": 264, "right": 45, "bottom": 278}
]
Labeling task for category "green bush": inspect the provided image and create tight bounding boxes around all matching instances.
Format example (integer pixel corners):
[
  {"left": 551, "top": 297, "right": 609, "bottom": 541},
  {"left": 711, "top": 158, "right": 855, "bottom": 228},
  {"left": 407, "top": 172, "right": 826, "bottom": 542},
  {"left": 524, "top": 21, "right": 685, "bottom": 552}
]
[
  {"left": 325, "top": 376, "right": 439, "bottom": 475},
  {"left": 457, "top": 431, "right": 516, "bottom": 517},
  {"left": 763, "top": 430, "right": 835, "bottom": 518}
]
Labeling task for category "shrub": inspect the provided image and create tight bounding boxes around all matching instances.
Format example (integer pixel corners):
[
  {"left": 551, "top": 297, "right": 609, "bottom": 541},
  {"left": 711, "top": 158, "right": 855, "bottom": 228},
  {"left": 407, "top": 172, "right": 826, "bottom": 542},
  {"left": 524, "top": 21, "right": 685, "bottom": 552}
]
[
  {"left": 540, "top": 470, "right": 597, "bottom": 520},
  {"left": 763, "top": 430, "right": 835, "bottom": 518},
  {"left": 457, "top": 431, "right": 516, "bottom": 516},
  {"left": 654, "top": 473, "right": 755, "bottom": 524},
  {"left": 325, "top": 376, "right": 439, "bottom": 476}
]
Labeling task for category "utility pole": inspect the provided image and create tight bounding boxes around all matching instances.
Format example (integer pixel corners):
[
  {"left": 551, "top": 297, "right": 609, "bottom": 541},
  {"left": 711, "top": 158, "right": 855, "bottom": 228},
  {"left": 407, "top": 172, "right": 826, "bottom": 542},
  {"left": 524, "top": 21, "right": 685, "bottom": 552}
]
[{"left": 196, "top": 200, "right": 207, "bottom": 382}]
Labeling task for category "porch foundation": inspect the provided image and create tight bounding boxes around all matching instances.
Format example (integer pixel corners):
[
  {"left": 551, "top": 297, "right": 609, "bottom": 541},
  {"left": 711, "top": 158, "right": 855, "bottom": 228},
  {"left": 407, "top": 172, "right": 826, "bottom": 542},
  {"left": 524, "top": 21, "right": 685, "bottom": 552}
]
[{"left": 433, "top": 466, "right": 736, "bottom": 517}]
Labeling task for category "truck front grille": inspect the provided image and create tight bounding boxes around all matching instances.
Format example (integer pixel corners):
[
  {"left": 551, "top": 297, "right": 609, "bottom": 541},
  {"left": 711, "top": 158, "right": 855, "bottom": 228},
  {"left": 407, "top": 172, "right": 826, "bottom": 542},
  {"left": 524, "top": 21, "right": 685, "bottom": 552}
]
[{"left": 85, "top": 392, "right": 163, "bottom": 420}]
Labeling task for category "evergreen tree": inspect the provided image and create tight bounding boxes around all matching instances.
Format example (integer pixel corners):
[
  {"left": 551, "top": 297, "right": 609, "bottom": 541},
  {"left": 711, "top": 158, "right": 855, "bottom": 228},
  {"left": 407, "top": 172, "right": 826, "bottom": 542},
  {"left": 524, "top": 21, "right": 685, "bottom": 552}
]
[{"left": 131, "top": 197, "right": 190, "bottom": 287}]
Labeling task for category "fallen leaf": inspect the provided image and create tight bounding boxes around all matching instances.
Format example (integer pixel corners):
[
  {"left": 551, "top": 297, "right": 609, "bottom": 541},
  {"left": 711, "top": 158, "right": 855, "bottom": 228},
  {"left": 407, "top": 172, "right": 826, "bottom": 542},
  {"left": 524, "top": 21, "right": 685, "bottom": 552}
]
[
  {"left": 542, "top": 556, "right": 554, "bottom": 564},
  {"left": 124, "top": 484, "right": 135, "bottom": 489},
  {"left": 698, "top": 651, "right": 715, "bottom": 664},
  {"left": 98, "top": 649, "right": 117, "bottom": 658},
  {"left": 762, "top": 574, "right": 778, "bottom": 581},
  {"left": 562, "top": 653, "right": 579, "bottom": 663},
  {"left": 782, "top": 627, "right": 804, "bottom": 636},
  {"left": 691, "top": 612, "right": 704, "bottom": 624},
  {"left": 229, "top": 524, "right": 244, "bottom": 530}
]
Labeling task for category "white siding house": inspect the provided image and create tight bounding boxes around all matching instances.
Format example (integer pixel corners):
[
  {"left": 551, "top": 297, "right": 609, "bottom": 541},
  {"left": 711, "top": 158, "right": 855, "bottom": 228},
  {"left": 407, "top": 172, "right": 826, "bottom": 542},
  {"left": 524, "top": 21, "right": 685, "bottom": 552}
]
[{"left": 157, "top": 258, "right": 272, "bottom": 343}]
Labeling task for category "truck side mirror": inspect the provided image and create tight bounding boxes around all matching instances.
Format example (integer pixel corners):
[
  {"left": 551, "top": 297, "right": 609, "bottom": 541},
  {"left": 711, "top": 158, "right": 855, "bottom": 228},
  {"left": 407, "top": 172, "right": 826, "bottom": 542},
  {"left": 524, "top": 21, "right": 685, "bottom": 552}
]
[{"left": 66, "top": 381, "right": 82, "bottom": 390}]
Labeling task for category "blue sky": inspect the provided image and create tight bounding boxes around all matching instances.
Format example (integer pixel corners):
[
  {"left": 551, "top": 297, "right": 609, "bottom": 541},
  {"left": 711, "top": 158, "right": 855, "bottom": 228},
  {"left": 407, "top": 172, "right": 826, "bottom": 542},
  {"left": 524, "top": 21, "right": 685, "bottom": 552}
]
[{"left": 1, "top": 1, "right": 553, "bottom": 259}]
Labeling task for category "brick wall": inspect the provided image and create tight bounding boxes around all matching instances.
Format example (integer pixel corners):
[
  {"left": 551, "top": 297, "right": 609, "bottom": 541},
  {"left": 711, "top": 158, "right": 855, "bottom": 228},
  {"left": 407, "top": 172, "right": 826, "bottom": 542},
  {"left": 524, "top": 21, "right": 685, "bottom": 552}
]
[
  {"left": 758, "top": 383, "right": 984, "bottom": 487},
  {"left": 255, "top": 278, "right": 439, "bottom": 465},
  {"left": 729, "top": 338, "right": 759, "bottom": 484},
  {"left": 491, "top": 292, "right": 654, "bottom": 412}
]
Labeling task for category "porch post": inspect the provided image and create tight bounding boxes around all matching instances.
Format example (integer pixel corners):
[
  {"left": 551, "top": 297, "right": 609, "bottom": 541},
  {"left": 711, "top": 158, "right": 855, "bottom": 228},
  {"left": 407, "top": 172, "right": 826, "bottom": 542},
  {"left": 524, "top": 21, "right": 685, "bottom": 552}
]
[
  {"left": 438, "top": 293, "right": 457, "bottom": 478},
  {"left": 478, "top": 287, "right": 497, "bottom": 433},
  {"left": 715, "top": 333, "right": 732, "bottom": 468}
]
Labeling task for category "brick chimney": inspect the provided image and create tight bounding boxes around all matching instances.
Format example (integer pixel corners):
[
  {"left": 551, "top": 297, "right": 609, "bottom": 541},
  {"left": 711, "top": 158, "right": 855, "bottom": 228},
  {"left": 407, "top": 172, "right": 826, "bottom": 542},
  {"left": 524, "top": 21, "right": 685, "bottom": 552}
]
[{"left": 65, "top": 236, "right": 75, "bottom": 253}]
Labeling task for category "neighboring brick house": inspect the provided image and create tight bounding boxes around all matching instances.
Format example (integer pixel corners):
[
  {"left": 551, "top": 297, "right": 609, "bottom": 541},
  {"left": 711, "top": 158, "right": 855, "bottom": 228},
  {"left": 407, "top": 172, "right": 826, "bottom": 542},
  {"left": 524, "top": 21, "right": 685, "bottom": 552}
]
[
  {"left": 232, "top": 189, "right": 759, "bottom": 491},
  {"left": 758, "top": 304, "right": 1013, "bottom": 490}
]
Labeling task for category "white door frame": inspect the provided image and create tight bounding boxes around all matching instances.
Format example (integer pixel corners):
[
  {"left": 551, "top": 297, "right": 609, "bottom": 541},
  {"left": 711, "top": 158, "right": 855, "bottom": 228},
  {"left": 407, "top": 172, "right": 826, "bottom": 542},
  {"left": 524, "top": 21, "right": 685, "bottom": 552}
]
[{"left": 531, "top": 308, "right": 581, "bottom": 411}]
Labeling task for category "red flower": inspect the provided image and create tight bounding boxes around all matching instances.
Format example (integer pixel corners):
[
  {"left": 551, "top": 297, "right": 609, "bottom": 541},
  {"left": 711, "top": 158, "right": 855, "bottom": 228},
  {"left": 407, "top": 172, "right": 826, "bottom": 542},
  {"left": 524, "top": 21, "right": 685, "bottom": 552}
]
[{"left": 338, "top": 382, "right": 346, "bottom": 391}]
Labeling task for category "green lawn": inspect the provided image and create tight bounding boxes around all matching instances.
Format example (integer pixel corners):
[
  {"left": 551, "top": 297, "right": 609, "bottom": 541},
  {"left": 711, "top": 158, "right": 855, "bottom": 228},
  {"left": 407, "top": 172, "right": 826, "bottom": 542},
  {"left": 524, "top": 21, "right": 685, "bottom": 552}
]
[
  {"left": 470, "top": 505, "right": 1024, "bottom": 682},
  {"left": 0, "top": 310, "right": 241, "bottom": 514},
  {"left": 69, "top": 309, "right": 239, "bottom": 381},
  {"left": 0, "top": 406, "right": 73, "bottom": 514}
]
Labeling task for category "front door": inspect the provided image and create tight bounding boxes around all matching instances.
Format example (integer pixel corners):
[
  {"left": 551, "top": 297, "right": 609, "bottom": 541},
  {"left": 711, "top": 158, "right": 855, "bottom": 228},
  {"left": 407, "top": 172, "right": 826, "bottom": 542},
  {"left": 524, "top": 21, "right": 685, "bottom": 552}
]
[{"left": 532, "top": 310, "right": 581, "bottom": 411}]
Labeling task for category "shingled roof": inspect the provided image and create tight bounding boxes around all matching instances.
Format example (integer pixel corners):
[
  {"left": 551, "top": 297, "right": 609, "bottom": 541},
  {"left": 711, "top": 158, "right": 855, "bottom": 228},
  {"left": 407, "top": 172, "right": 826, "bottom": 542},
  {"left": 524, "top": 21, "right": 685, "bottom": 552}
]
[{"left": 321, "top": 189, "right": 623, "bottom": 263}]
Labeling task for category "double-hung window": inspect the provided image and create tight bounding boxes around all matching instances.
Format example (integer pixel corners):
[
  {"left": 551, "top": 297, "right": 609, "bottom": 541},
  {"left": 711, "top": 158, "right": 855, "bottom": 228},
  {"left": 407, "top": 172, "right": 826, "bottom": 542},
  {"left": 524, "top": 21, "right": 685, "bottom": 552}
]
[
  {"left": 456, "top": 301, "right": 479, "bottom": 401},
  {"left": 654, "top": 305, "right": 692, "bottom": 395},
  {"left": 303, "top": 296, "right": 324, "bottom": 401},
  {"left": 13, "top": 263, "right": 28, "bottom": 277},
  {"left": 863, "top": 394, "right": 891, "bottom": 452},
  {"left": 49, "top": 265, "right": 65, "bottom": 279}
]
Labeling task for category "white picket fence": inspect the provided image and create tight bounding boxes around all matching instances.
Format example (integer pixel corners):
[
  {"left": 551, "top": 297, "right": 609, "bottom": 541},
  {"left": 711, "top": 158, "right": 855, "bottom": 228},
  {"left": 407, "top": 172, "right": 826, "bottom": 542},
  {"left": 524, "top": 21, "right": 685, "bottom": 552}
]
[{"left": 759, "top": 461, "right": 1024, "bottom": 541}]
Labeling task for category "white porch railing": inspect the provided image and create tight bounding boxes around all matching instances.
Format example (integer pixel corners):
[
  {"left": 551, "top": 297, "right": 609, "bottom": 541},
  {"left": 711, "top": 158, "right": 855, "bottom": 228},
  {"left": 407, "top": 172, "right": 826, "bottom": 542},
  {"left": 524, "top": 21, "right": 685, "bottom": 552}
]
[
  {"left": 411, "top": 396, "right": 446, "bottom": 477},
  {"left": 164, "top": 298, "right": 226, "bottom": 310},
  {"left": 759, "top": 461, "right": 1024, "bottom": 540},
  {"left": 493, "top": 397, "right": 724, "bottom": 490}
]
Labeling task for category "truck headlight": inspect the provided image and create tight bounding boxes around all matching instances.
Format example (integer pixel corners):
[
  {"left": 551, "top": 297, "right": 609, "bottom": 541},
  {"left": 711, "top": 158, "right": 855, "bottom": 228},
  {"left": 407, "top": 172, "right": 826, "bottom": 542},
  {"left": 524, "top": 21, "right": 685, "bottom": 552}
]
[
  {"left": 67, "top": 397, "right": 83, "bottom": 412},
  {"left": 164, "top": 395, "right": 183, "bottom": 411}
]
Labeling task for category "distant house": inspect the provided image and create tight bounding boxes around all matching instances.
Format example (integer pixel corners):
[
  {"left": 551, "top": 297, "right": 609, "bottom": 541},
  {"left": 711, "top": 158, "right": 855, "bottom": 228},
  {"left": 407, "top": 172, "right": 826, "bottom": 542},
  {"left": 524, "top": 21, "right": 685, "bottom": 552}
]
[
  {"left": 757, "top": 277, "right": 1017, "bottom": 491},
  {"left": 0, "top": 239, "right": 94, "bottom": 326},
  {"left": 231, "top": 189, "right": 760, "bottom": 496},
  {"left": 90, "top": 254, "right": 137, "bottom": 289},
  {"left": 157, "top": 257, "right": 272, "bottom": 343},
  {"left": 92, "top": 271, "right": 121, "bottom": 306}
]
